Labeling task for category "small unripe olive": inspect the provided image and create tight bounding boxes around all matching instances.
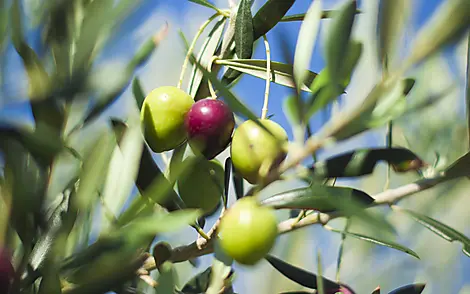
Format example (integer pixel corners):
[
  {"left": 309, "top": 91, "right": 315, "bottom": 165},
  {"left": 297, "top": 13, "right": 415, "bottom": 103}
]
[
  {"left": 177, "top": 159, "right": 224, "bottom": 215},
  {"left": 230, "top": 119, "right": 288, "bottom": 184},
  {"left": 140, "top": 86, "right": 194, "bottom": 153},
  {"left": 218, "top": 197, "right": 278, "bottom": 265}
]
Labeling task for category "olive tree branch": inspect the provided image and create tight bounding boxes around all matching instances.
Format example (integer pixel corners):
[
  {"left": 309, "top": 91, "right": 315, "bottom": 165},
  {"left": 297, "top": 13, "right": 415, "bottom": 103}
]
[{"left": 141, "top": 173, "right": 454, "bottom": 270}]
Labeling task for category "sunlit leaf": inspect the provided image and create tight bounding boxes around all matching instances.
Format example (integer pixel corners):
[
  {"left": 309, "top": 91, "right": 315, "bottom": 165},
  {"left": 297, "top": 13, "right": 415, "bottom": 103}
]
[
  {"left": 316, "top": 250, "right": 325, "bottom": 294},
  {"left": 280, "top": 10, "right": 361, "bottom": 22},
  {"left": 327, "top": 228, "right": 420, "bottom": 259},
  {"left": 293, "top": 0, "right": 322, "bottom": 92},
  {"left": 188, "top": 0, "right": 219, "bottom": 12},
  {"left": 395, "top": 207, "right": 470, "bottom": 257},
  {"left": 283, "top": 95, "right": 302, "bottom": 126},
  {"left": 216, "top": 59, "right": 317, "bottom": 92},
  {"left": 377, "top": 0, "right": 410, "bottom": 69},
  {"left": 189, "top": 17, "right": 226, "bottom": 99},
  {"left": 261, "top": 185, "right": 374, "bottom": 212},
  {"left": 324, "top": 0, "right": 356, "bottom": 96},
  {"left": 155, "top": 261, "right": 176, "bottom": 294},
  {"left": 405, "top": 0, "right": 470, "bottom": 68}
]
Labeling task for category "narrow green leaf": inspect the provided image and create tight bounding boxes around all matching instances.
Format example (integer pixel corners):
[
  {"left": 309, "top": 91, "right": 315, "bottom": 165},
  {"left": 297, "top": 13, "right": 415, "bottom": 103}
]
[
  {"left": 207, "top": 241, "right": 232, "bottom": 294},
  {"left": 395, "top": 207, "right": 470, "bottom": 258},
  {"left": 155, "top": 261, "right": 176, "bottom": 294},
  {"left": 306, "top": 41, "right": 362, "bottom": 119},
  {"left": 252, "top": 0, "right": 296, "bottom": 40},
  {"left": 132, "top": 77, "right": 146, "bottom": 111},
  {"left": 261, "top": 185, "right": 374, "bottom": 212},
  {"left": 466, "top": 34, "right": 470, "bottom": 149},
  {"left": 327, "top": 228, "right": 420, "bottom": 259},
  {"left": 280, "top": 10, "right": 361, "bottom": 22},
  {"left": 293, "top": 0, "right": 322, "bottom": 92},
  {"left": 74, "top": 130, "right": 115, "bottom": 210},
  {"left": 377, "top": 0, "right": 410, "bottom": 68},
  {"left": 188, "top": 0, "right": 219, "bottom": 12},
  {"left": 388, "top": 283, "right": 426, "bottom": 294},
  {"left": 324, "top": 0, "right": 357, "bottom": 95},
  {"left": 111, "top": 119, "right": 181, "bottom": 212},
  {"left": 445, "top": 151, "right": 470, "bottom": 179},
  {"left": 189, "top": 17, "right": 226, "bottom": 99},
  {"left": 405, "top": 0, "right": 470, "bottom": 68},
  {"left": 235, "top": 0, "right": 254, "bottom": 59},
  {"left": 310, "top": 147, "right": 425, "bottom": 178},
  {"left": 316, "top": 250, "right": 325, "bottom": 294},
  {"left": 283, "top": 95, "right": 302, "bottom": 126},
  {"left": 216, "top": 59, "right": 318, "bottom": 92}
]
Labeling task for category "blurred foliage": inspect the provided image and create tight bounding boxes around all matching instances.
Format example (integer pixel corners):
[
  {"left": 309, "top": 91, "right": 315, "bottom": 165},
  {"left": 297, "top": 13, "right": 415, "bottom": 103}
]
[{"left": 0, "top": 0, "right": 469, "bottom": 293}]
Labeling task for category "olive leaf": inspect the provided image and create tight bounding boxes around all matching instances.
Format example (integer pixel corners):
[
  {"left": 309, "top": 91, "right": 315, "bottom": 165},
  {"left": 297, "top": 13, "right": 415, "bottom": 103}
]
[
  {"left": 235, "top": 0, "right": 254, "bottom": 60},
  {"left": 231, "top": 159, "right": 244, "bottom": 200},
  {"left": 293, "top": 0, "right": 322, "bottom": 93},
  {"left": 443, "top": 150, "right": 470, "bottom": 179},
  {"left": 224, "top": 158, "right": 232, "bottom": 206},
  {"left": 280, "top": 10, "right": 361, "bottom": 22},
  {"left": 310, "top": 147, "right": 425, "bottom": 179},
  {"left": 327, "top": 228, "right": 420, "bottom": 259},
  {"left": 189, "top": 17, "right": 226, "bottom": 99},
  {"left": 394, "top": 207, "right": 470, "bottom": 258},
  {"left": 132, "top": 77, "right": 146, "bottom": 111},
  {"left": 188, "top": 0, "right": 219, "bottom": 12},
  {"left": 388, "top": 283, "right": 426, "bottom": 294},
  {"left": 252, "top": 0, "right": 296, "bottom": 40},
  {"left": 216, "top": 59, "right": 317, "bottom": 92},
  {"left": 265, "top": 255, "right": 355, "bottom": 293},
  {"left": 261, "top": 185, "right": 374, "bottom": 212},
  {"left": 324, "top": 0, "right": 357, "bottom": 96}
]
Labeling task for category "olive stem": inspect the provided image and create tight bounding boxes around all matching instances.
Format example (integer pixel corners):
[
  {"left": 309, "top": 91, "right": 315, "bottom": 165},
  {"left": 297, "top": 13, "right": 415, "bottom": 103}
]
[
  {"left": 195, "top": 226, "right": 210, "bottom": 240},
  {"left": 261, "top": 35, "right": 271, "bottom": 120},
  {"left": 177, "top": 12, "right": 221, "bottom": 90},
  {"left": 207, "top": 56, "right": 219, "bottom": 99}
]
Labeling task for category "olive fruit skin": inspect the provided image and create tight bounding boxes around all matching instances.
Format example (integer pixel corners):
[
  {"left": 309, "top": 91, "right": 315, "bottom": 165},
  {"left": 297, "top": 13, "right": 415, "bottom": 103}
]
[
  {"left": 218, "top": 197, "right": 278, "bottom": 265},
  {"left": 0, "top": 248, "right": 14, "bottom": 293},
  {"left": 230, "top": 119, "right": 288, "bottom": 184},
  {"left": 140, "top": 86, "right": 194, "bottom": 153},
  {"left": 177, "top": 159, "right": 224, "bottom": 215},
  {"left": 185, "top": 99, "right": 235, "bottom": 160}
]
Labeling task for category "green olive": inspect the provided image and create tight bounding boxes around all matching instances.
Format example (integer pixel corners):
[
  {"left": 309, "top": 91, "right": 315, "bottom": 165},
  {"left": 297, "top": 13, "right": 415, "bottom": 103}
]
[
  {"left": 218, "top": 197, "right": 278, "bottom": 265},
  {"left": 230, "top": 119, "right": 288, "bottom": 184},
  {"left": 140, "top": 86, "right": 194, "bottom": 153},
  {"left": 177, "top": 159, "right": 224, "bottom": 215}
]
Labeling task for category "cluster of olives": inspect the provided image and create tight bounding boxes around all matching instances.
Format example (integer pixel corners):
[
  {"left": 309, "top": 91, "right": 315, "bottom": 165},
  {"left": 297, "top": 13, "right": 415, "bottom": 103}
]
[{"left": 140, "top": 86, "right": 288, "bottom": 265}]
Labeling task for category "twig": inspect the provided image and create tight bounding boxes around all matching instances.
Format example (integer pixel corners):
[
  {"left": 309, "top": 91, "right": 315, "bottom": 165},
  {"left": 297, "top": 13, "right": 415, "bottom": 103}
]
[
  {"left": 261, "top": 35, "right": 271, "bottom": 120},
  {"left": 145, "top": 174, "right": 453, "bottom": 267},
  {"left": 177, "top": 13, "right": 221, "bottom": 89}
]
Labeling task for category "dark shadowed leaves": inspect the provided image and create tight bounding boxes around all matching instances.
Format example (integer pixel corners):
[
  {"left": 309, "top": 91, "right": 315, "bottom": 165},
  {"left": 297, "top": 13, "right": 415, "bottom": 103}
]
[
  {"left": 231, "top": 161, "right": 244, "bottom": 200},
  {"left": 224, "top": 158, "right": 232, "bottom": 206},
  {"left": 443, "top": 151, "right": 470, "bottom": 179},
  {"left": 252, "top": 0, "right": 296, "bottom": 40},
  {"left": 132, "top": 77, "right": 146, "bottom": 111},
  {"left": 265, "top": 255, "right": 354, "bottom": 293},
  {"left": 395, "top": 207, "right": 470, "bottom": 257},
  {"left": 181, "top": 267, "right": 213, "bottom": 293},
  {"left": 235, "top": 0, "right": 254, "bottom": 60},
  {"left": 388, "top": 283, "right": 426, "bottom": 294},
  {"left": 327, "top": 228, "right": 420, "bottom": 259},
  {"left": 261, "top": 185, "right": 374, "bottom": 212},
  {"left": 216, "top": 59, "right": 317, "bottom": 92},
  {"left": 310, "top": 148, "right": 425, "bottom": 179}
]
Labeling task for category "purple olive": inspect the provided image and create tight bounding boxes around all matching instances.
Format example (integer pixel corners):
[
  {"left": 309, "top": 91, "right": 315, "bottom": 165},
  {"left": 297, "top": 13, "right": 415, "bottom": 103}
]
[
  {"left": 185, "top": 98, "right": 235, "bottom": 159},
  {"left": 0, "top": 248, "right": 14, "bottom": 293}
]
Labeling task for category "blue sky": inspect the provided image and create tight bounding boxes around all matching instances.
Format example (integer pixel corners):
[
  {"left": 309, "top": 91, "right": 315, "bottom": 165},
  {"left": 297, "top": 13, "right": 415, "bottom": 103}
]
[{"left": 1, "top": 0, "right": 469, "bottom": 293}]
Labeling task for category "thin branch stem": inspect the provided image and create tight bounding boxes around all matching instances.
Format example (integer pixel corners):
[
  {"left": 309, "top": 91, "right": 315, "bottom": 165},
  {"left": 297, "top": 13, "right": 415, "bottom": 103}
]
[
  {"left": 146, "top": 174, "right": 453, "bottom": 267},
  {"left": 177, "top": 12, "right": 221, "bottom": 89},
  {"left": 261, "top": 35, "right": 271, "bottom": 120},
  {"left": 208, "top": 56, "right": 219, "bottom": 99}
]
